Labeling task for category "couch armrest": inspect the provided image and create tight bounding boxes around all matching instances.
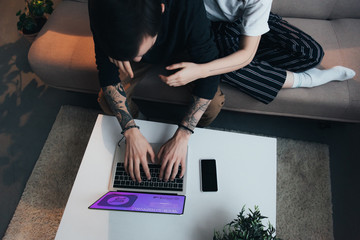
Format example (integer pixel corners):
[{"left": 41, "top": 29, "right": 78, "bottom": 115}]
[{"left": 28, "top": 0, "right": 99, "bottom": 93}]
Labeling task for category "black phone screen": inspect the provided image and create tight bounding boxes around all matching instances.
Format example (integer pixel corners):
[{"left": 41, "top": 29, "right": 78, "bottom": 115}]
[{"left": 200, "top": 159, "right": 218, "bottom": 192}]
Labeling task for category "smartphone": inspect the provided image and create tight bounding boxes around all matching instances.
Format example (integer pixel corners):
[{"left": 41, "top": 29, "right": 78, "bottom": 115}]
[{"left": 200, "top": 159, "right": 218, "bottom": 192}]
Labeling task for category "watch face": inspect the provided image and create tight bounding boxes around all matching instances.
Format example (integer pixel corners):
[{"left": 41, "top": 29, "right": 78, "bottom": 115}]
[{"left": 98, "top": 194, "right": 138, "bottom": 208}]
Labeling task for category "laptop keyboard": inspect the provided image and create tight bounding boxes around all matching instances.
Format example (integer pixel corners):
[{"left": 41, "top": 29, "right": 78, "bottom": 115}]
[{"left": 113, "top": 162, "right": 184, "bottom": 191}]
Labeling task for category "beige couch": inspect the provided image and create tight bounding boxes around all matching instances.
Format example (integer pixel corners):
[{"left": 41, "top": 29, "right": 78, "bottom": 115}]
[{"left": 28, "top": 0, "right": 360, "bottom": 122}]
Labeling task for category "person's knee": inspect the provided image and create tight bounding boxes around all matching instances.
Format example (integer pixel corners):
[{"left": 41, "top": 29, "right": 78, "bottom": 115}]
[
  {"left": 198, "top": 88, "right": 225, "bottom": 127},
  {"left": 312, "top": 42, "right": 324, "bottom": 66},
  {"left": 295, "top": 41, "right": 325, "bottom": 72},
  {"left": 303, "top": 40, "right": 324, "bottom": 69}
]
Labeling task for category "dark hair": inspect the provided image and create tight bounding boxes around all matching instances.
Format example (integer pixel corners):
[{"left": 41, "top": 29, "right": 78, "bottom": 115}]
[{"left": 89, "top": 0, "right": 162, "bottom": 61}]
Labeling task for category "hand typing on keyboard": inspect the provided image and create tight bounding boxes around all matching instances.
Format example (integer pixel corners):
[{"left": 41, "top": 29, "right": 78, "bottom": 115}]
[
  {"left": 114, "top": 162, "right": 184, "bottom": 191},
  {"left": 122, "top": 128, "right": 155, "bottom": 182},
  {"left": 157, "top": 127, "right": 189, "bottom": 182},
  {"left": 121, "top": 125, "right": 189, "bottom": 183}
]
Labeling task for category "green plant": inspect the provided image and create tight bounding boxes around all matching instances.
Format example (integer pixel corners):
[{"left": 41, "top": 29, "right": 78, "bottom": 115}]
[
  {"left": 16, "top": 0, "right": 54, "bottom": 34},
  {"left": 213, "top": 206, "right": 281, "bottom": 240}
]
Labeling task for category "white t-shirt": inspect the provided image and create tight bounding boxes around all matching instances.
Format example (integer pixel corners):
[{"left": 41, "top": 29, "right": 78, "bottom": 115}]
[{"left": 204, "top": 0, "right": 272, "bottom": 36}]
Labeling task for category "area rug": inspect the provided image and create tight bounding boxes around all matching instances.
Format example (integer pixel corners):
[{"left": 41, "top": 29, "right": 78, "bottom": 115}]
[{"left": 4, "top": 105, "right": 333, "bottom": 240}]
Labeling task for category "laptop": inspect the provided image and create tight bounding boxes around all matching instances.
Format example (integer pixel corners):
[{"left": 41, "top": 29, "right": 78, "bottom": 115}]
[
  {"left": 89, "top": 140, "right": 188, "bottom": 215},
  {"left": 108, "top": 140, "right": 188, "bottom": 195}
]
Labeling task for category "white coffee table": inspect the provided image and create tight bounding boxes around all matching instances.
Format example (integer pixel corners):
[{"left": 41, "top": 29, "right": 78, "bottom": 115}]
[{"left": 55, "top": 115, "right": 277, "bottom": 240}]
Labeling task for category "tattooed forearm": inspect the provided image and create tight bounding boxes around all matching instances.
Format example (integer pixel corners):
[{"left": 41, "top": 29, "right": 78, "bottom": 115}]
[
  {"left": 103, "top": 83, "right": 134, "bottom": 129},
  {"left": 181, "top": 96, "right": 210, "bottom": 131}
]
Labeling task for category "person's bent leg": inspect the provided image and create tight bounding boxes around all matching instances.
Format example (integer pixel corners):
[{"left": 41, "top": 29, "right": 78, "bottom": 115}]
[
  {"left": 197, "top": 87, "right": 225, "bottom": 127},
  {"left": 259, "top": 13, "right": 356, "bottom": 89},
  {"left": 258, "top": 13, "right": 324, "bottom": 72},
  {"left": 221, "top": 60, "right": 287, "bottom": 104}
]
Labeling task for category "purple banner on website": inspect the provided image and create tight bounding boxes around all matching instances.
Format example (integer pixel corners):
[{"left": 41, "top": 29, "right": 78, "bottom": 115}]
[{"left": 89, "top": 191, "right": 185, "bottom": 215}]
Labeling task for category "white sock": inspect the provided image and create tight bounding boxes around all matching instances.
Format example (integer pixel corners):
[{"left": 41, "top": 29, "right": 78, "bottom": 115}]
[{"left": 292, "top": 66, "right": 356, "bottom": 88}]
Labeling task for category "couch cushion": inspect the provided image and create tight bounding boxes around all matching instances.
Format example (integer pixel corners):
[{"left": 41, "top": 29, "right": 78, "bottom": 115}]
[
  {"left": 331, "top": 19, "right": 360, "bottom": 118},
  {"left": 223, "top": 82, "right": 350, "bottom": 120},
  {"left": 28, "top": 1, "right": 99, "bottom": 93},
  {"left": 331, "top": 19, "right": 360, "bottom": 83},
  {"left": 271, "top": 0, "right": 337, "bottom": 20},
  {"left": 330, "top": 0, "right": 360, "bottom": 19}
]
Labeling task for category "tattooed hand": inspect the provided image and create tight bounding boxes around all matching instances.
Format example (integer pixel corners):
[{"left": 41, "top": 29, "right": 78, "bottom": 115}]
[
  {"left": 158, "top": 128, "right": 190, "bottom": 181},
  {"left": 123, "top": 127, "right": 155, "bottom": 182},
  {"left": 103, "top": 83, "right": 155, "bottom": 182},
  {"left": 158, "top": 96, "right": 211, "bottom": 181}
]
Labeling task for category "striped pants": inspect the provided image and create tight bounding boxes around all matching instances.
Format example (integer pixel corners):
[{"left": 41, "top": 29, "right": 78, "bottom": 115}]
[{"left": 212, "top": 13, "right": 324, "bottom": 104}]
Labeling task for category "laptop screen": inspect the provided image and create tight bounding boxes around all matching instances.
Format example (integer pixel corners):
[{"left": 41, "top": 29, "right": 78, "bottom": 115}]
[{"left": 89, "top": 191, "right": 186, "bottom": 215}]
